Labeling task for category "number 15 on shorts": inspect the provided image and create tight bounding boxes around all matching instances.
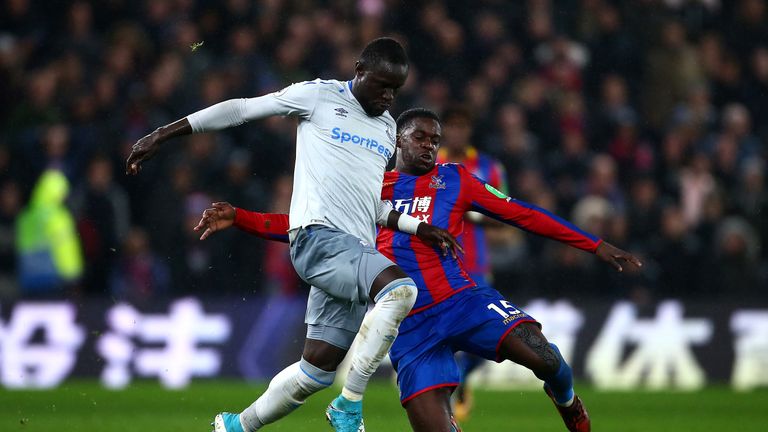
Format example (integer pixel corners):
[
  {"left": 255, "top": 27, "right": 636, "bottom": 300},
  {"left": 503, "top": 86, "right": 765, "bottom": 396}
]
[{"left": 487, "top": 300, "right": 521, "bottom": 319}]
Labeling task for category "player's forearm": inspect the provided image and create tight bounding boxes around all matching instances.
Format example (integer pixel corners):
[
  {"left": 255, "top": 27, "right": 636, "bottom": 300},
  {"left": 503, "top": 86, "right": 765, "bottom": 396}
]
[
  {"left": 151, "top": 118, "right": 193, "bottom": 145},
  {"left": 511, "top": 202, "right": 601, "bottom": 252},
  {"left": 233, "top": 208, "right": 290, "bottom": 243}
]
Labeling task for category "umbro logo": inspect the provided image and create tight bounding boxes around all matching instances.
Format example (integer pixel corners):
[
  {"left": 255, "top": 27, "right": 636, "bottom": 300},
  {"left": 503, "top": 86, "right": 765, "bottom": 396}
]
[{"left": 334, "top": 107, "right": 348, "bottom": 118}]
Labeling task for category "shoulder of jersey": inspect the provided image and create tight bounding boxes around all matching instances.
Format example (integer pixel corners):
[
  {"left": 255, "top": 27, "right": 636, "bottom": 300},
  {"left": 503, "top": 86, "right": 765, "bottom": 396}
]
[
  {"left": 438, "top": 162, "right": 463, "bottom": 170},
  {"left": 382, "top": 110, "right": 396, "bottom": 123},
  {"left": 300, "top": 78, "right": 346, "bottom": 93},
  {"left": 383, "top": 170, "right": 399, "bottom": 183}
]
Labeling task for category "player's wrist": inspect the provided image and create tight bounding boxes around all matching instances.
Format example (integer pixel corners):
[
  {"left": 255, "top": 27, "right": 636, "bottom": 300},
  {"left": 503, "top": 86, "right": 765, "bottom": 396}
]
[
  {"left": 232, "top": 207, "right": 245, "bottom": 228},
  {"left": 397, "top": 213, "right": 422, "bottom": 235}
]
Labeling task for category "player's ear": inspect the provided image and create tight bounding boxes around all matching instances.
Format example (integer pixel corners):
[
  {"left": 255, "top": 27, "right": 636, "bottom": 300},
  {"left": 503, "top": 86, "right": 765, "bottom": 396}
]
[
  {"left": 395, "top": 133, "right": 402, "bottom": 148},
  {"left": 354, "top": 61, "right": 365, "bottom": 77}
]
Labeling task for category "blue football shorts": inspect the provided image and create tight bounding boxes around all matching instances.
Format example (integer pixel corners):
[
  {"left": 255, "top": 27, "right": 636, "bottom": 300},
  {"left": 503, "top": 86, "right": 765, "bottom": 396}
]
[{"left": 389, "top": 285, "right": 538, "bottom": 404}]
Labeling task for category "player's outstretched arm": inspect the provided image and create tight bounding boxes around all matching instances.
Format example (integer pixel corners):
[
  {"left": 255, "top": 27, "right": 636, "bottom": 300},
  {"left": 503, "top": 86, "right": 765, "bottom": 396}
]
[
  {"left": 194, "top": 202, "right": 290, "bottom": 243},
  {"left": 127, "top": 81, "right": 318, "bottom": 175},
  {"left": 463, "top": 169, "right": 641, "bottom": 271},
  {"left": 126, "top": 118, "right": 192, "bottom": 174}
]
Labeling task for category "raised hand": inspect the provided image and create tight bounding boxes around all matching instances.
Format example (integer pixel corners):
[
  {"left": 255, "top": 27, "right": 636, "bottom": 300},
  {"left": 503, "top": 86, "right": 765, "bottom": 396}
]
[
  {"left": 416, "top": 224, "right": 464, "bottom": 258},
  {"left": 595, "top": 241, "right": 643, "bottom": 272},
  {"left": 193, "top": 202, "right": 237, "bottom": 240}
]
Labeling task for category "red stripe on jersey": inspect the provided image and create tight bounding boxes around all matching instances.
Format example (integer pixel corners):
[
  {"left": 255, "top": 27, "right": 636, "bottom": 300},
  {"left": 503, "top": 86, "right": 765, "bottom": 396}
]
[
  {"left": 381, "top": 171, "right": 398, "bottom": 201},
  {"left": 377, "top": 171, "right": 398, "bottom": 261},
  {"left": 409, "top": 172, "right": 452, "bottom": 303}
]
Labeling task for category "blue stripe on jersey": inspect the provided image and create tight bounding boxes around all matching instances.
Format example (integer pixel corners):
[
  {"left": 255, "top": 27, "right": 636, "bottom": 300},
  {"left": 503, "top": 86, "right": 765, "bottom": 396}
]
[
  {"left": 472, "top": 198, "right": 600, "bottom": 243},
  {"left": 392, "top": 175, "right": 433, "bottom": 305},
  {"left": 434, "top": 165, "right": 467, "bottom": 290}
]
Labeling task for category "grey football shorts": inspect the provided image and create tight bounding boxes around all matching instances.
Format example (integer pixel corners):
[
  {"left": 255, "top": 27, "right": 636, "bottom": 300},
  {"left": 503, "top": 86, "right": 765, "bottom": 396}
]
[{"left": 289, "top": 224, "right": 396, "bottom": 349}]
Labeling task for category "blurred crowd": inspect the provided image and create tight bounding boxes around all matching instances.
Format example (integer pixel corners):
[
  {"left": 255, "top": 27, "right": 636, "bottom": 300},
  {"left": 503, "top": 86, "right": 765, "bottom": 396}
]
[{"left": 1, "top": 0, "right": 766, "bottom": 303}]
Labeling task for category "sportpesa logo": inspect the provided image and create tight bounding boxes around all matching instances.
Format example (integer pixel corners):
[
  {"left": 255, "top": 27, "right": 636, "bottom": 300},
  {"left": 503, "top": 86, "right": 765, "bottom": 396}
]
[{"left": 330, "top": 127, "right": 392, "bottom": 159}]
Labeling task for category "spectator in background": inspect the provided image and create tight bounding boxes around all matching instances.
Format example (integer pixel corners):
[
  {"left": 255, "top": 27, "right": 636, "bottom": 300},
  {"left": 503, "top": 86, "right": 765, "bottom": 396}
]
[
  {"left": 736, "top": 158, "right": 768, "bottom": 258},
  {"left": 643, "top": 20, "right": 706, "bottom": 131},
  {"left": 591, "top": 74, "right": 637, "bottom": 151},
  {"left": 704, "top": 103, "right": 761, "bottom": 183},
  {"left": 548, "top": 130, "right": 592, "bottom": 214},
  {"left": 110, "top": 226, "right": 169, "bottom": 304},
  {"left": 744, "top": 46, "right": 768, "bottom": 142},
  {"left": 486, "top": 103, "right": 540, "bottom": 186},
  {"left": 585, "top": 154, "right": 625, "bottom": 214},
  {"left": 584, "top": 3, "right": 641, "bottom": 95},
  {"left": 670, "top": 84, "right": 718, "bottom": 139},
  {"left": 649, "top": 204, "right": 701, "bottom": 298},
  {"left": 15, "top": 170, "right": 83, "bottom": 296},
  {"left": 705, "top": 217, "right": 762, "bottom": 299},
  {"left": 627, "top": 175, "right": 663, "bottom": 248},
  {"left": 70, "top": 154, "right": 130, "bottom": 294}
]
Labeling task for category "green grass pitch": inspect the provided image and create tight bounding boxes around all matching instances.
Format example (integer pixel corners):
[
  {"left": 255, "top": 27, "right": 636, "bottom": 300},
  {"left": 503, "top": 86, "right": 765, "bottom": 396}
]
[{"left": 2, "top": 380, "right": 766, "bottom": 431}]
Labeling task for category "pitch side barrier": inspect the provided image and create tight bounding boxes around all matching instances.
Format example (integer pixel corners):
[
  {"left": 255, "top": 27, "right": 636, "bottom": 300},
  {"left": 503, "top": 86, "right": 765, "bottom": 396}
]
[{"left": 0, "top": 296, "right": 766, "bottom": 390}]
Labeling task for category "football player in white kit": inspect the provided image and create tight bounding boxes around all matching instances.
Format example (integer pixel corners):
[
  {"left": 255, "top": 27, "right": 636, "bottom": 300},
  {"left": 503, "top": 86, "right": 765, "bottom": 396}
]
[{"left": 126, "top": 38, "right": 461, "bottom": 432}]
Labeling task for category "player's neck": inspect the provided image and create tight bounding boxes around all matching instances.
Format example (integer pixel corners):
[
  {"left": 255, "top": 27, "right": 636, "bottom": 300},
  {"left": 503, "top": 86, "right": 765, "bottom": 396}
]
[
  {"left": 349, "top": 77, "right": 373, "bottom": 116},
  {"left": 395, "top": 164, "right": 433, "bottom": 176}
]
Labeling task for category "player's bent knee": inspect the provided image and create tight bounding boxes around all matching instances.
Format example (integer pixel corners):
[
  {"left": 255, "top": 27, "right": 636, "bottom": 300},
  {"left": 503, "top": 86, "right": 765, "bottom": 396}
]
[
  {"left": 292, "top": 358, "right": 335, "bottom": 402},
  {"left": 374, "top": 277, "right": 417, "bottom": 319}
]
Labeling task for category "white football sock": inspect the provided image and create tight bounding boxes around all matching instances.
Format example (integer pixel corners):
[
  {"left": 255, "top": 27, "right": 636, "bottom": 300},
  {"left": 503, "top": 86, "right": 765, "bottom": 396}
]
[
  {"left": 240, "top": 358, "right": 335, "bottom": 431},
  {"left": 342, "top": 278, "right": 417, "bottom": 399}
]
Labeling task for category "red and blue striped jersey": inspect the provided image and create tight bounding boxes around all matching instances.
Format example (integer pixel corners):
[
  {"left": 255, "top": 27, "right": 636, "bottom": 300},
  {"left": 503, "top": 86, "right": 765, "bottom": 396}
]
[
  {"left": 437, "top": 147, "right": 507, "bottom": 279},
  {"left": 378, "top": 163, "right": 601, "bottom": 315},
  {"left": 232, "top": 164, "right": 602, "bottom": 315}
]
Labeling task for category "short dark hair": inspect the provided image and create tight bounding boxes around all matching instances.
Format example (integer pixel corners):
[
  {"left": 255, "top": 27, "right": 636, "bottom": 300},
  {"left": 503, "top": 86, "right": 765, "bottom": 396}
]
[
  {"left": 396, "top": 107, "right": 440, "bottom": 132},
  {"left": 359, "top": 37, "right": 408, "bottom": 69}
]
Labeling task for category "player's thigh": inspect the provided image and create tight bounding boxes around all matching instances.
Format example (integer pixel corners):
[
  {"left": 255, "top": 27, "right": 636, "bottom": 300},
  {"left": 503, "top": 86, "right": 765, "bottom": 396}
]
[
  {"left": 290, "top": 225, "right": 394, "bottom": 303},
  {"left": 392, "top": 336, "right": 460, "bottom": 407},
  {"left": 304, "top": 286, "right": 366, "bottom": 356},
  {"left": 404, "top": 387, "right": 455, "bottom": 432},
  {"left": 449, "top": 287, "right": 538, "bottom": 362}
]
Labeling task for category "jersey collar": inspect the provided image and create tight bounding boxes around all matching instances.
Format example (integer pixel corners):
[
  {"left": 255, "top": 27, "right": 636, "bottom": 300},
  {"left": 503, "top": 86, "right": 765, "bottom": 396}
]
[{"left": 394, "top": 164, "right": 439, "bottom": 178}]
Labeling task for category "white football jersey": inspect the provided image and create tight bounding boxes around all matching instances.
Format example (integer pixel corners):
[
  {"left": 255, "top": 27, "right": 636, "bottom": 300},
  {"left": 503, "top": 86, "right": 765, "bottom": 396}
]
[{"left": 188, "top": 79, "right": 396, "bottom": 244}]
